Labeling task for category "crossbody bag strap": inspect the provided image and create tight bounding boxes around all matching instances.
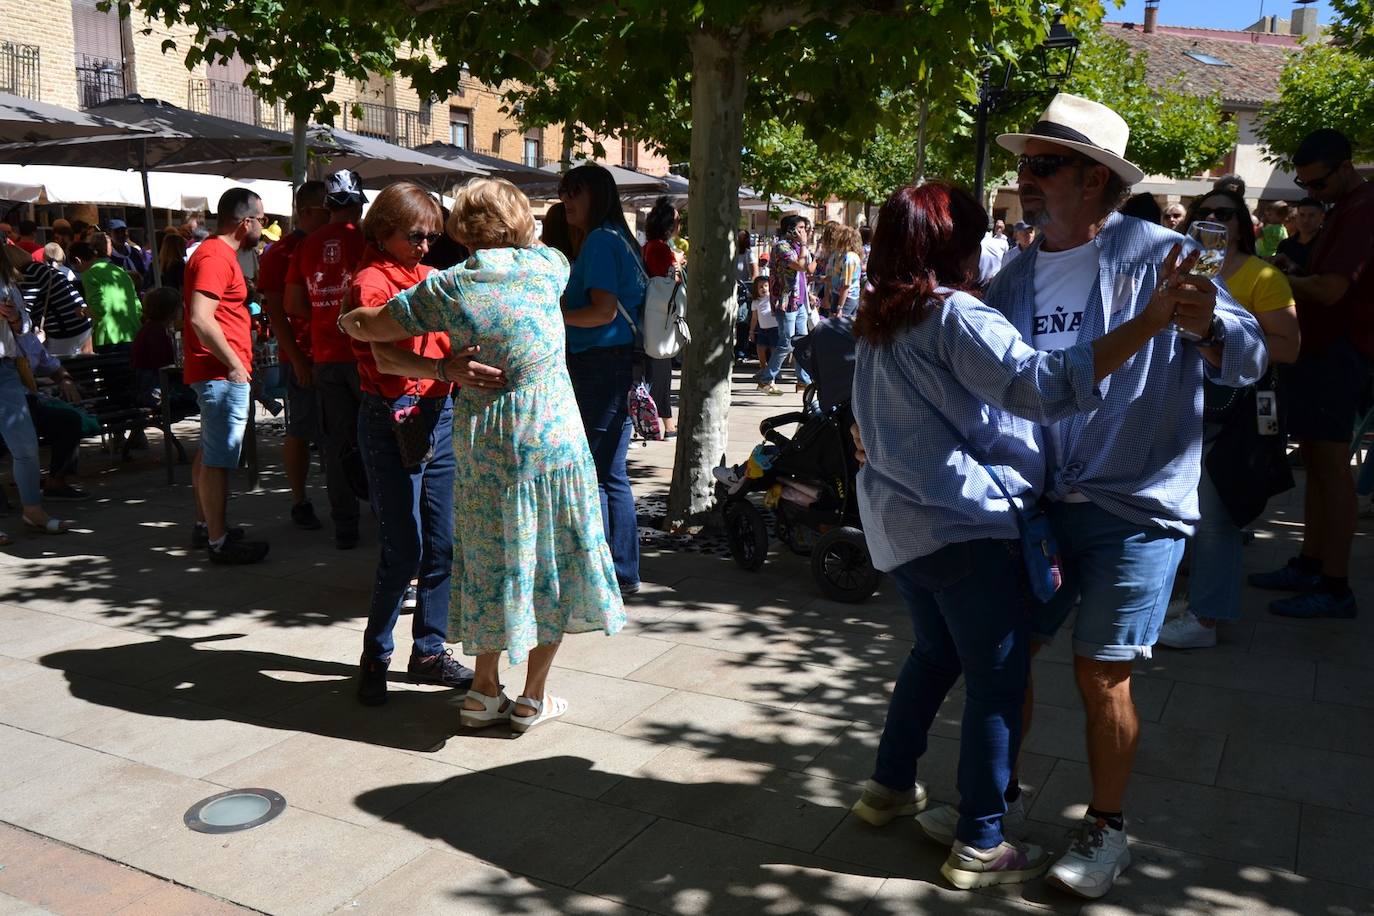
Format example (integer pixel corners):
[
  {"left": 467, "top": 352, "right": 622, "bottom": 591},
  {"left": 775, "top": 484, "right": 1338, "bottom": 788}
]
[{"left": 906, "top": 382, "right": 1021, "bottom": 510}]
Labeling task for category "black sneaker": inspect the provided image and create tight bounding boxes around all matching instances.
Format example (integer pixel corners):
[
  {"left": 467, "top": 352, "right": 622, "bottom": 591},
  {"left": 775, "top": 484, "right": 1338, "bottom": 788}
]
[
  {"left": 407, "top": 648, "right": 475, "bottom": 689},
  {"left": 357, "top": 654, "right": 390, "bottom": 706},
  {"left": 208, "top": 539, "right": 270, "bottom": 565},
  {"left": 335, "top": 528, "right": 359, "bottom": 550},
  {"left": 192, "top": 525, "right": 245, "bottom": 549},
  {"left": 291, "top": 500, "right": 323, "bottom": 530},
  {"left": 402, "top": 585, "right": 418, "bottom": 610}
]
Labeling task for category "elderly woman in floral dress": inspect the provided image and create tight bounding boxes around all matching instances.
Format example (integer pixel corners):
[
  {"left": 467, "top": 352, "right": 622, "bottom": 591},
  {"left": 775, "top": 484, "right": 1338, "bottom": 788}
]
[{"left": 342, "top": 178, "right": 624, "bottom": 734}]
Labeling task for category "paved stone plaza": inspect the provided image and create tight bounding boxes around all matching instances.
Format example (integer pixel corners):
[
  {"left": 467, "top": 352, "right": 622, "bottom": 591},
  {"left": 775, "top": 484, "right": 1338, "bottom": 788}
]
[{"left": 2, "top": 368, "right": 1373, "bottom": 915}]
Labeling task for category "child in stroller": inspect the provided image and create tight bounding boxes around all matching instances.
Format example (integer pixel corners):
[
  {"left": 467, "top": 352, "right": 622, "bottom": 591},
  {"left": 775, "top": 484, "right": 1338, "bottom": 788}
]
[{"left": 715, "top": 314, "right": 879, "bottom": 602}]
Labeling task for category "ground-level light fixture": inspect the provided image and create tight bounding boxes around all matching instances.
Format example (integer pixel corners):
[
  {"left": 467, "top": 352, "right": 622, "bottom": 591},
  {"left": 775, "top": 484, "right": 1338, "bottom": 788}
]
[{"left": 184, "top": 788, "right": 286, "bottom": 834}]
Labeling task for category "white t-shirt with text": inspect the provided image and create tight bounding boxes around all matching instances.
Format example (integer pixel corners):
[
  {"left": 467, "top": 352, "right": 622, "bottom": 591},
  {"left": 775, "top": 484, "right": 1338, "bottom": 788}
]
[
  {"left": 752, "top": 295, "right": 778, "bottom": 329},
  {"left": 1032, "top": 240, "right": 1099, "bottom": 495}
]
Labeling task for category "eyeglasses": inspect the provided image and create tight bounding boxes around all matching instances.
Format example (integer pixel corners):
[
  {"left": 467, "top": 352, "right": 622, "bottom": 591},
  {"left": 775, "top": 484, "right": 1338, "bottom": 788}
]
[
  {"left": 1295, "top": 166, "right": 1337, "bottom": 191},
  {"left": 406, "top": 231, "right": 443, "bottom": 246},
  {"left": 242, "top": 215, "right": 263, "bottom": 226},
  {"left": 1195, "top": 206, "right": 1238, "bottom": 222},
  {"left": 1017, "top": 154, "right": 1082, "bottom": 178}
]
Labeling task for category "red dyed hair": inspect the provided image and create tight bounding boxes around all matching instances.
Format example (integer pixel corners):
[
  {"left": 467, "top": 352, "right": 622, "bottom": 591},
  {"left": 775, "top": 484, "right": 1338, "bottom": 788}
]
[{"left": 854, "top": 181, "right": 986, "bottom": 346}]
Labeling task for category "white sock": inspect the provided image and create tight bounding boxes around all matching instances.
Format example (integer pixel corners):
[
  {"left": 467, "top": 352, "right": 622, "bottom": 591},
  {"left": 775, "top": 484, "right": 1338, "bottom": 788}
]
[{"left": 209, "top": 534, "right": 227, "bottom": 549}]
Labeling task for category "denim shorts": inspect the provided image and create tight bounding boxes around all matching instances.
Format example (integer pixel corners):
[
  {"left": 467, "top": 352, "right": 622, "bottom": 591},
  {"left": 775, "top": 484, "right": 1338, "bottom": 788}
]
[
  {"left": 192, "top": 379, "right": 251, "bottom": 469},
  {"left": 753, "top": 325, "right": 779, "bottom": 348},
  {"left": 1031, "top": 501, "right": 1186, "bottom": 662}
]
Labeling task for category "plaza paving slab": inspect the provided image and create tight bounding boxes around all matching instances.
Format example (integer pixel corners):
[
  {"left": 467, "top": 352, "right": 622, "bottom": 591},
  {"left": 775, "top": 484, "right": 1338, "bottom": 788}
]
[{"left": 2, "top": 366, "right": 1373, "bottom": 915}]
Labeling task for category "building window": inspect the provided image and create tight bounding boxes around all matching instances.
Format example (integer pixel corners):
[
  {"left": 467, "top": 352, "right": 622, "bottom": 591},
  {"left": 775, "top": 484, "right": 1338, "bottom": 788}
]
[
  {"left": 1184, "top": 50, "right": 1230, "bottom": 67},
  {"left": 449, "top": 108, "right": 471, "bottom": 148},
  {"left": 621, "top": 135, "right": 638, "bottom": 169},
  {"left": 523, "top": 130, "right": 542, "bottom": 168}
]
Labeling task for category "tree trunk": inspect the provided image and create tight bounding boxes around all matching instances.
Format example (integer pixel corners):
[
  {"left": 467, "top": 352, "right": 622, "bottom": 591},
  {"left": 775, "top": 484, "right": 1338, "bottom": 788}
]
[{"left": 665, "top": 26, "right": 750, "bottom": 528}]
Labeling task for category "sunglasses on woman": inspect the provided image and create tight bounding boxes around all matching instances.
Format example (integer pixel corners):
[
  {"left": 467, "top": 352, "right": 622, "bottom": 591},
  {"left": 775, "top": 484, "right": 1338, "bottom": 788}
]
[
  {"left": 1016, "top": 154, "right": 1082, "bottom": 178},
  {"left": 1195, "top": 207, "right": 1238, "bottom": 222},
  {"left": 406, "top": 231, "right": 443, "bottom": 246}
]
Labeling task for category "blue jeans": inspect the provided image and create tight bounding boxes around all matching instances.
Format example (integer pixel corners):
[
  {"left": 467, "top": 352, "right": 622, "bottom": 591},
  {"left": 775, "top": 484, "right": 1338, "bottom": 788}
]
[
  {"left": 567, "top": 347, "right": 639, "bottom": 587},
  {"left": 761, "top": 308, "right": 813, "bottom": 387},
  {"left": 873, "top": 538, "right": 1032, "bottom": 849},
  {"left": 358, "top": 393, "right": 455, "bottom": 660},
  {"left": 1189, "top": 424, "right": 1242, "bottom": 621},
  {"left": 0, "top": 360, "right": 41, "bottom": 506}
]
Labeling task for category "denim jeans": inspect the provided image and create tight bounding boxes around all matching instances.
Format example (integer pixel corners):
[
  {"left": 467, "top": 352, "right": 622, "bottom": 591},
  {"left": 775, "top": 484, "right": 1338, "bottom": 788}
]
[
  {"left": 315, "top": 362, "right": 363, "bottom": 536},
  {"left": 0, "top": 360, "right": 41, "bottom": 506},
  {"left": 358, "top": 393, "right": 455, "bottom": 660},
  {"left": 761, "top": 308, "right": 813, "bottom": 387},
  {"left": 1188, "top": 423, "right": 1242, "bottom": 621},
  {"left": 567, "top": 346, "right": 640, "bottom": 587},
  {"left": 872, "top": 538, "right": 1032, "bottom": 849}
]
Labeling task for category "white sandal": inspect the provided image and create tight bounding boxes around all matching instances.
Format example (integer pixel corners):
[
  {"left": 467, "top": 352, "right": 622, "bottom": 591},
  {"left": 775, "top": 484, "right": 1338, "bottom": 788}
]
[
  {"left": 510, "top": 694, "right": 568, "bottom": 735},
  {"left": 458, "top": 688, "right": 513, "bottom": 730}
]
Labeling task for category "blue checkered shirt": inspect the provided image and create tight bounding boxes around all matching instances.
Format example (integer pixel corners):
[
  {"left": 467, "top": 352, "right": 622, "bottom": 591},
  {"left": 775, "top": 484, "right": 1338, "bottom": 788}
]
[
  {"left": 984, "top": 213, "right": 1268, "bottom": 536},
  {"left": 854, "top": 289, "right": 1104, "bottom": 571}
]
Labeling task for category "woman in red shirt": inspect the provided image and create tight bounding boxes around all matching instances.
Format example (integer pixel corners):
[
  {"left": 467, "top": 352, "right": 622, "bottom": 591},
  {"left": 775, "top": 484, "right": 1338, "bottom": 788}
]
[
  {"left": 351, "top": 182, "right": 473, "bottom": 706},
  {"left": 641, "top": 196, "right": 680, "bottom": 436}
]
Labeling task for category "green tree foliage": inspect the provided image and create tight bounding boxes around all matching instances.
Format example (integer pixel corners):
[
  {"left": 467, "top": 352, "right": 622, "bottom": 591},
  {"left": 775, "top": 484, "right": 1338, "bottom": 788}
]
[
  {"left": 1331, "top": 0, "right": 1374, "bottom": 58},
  {"left": 1257, "top": 43, "right": 1374, "bottom": 168}
]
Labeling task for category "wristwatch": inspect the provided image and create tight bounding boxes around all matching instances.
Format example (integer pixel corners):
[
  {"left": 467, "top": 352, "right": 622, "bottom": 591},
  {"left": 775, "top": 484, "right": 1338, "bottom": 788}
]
[{"left": 1193, "top": 315, "right": 1225, "bottom": 349}]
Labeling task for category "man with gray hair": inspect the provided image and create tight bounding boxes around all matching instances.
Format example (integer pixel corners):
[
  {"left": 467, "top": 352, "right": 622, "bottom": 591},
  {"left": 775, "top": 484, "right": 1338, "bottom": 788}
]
[{"left": 912, "top": 94, "right": 1267, "bottom": 899}]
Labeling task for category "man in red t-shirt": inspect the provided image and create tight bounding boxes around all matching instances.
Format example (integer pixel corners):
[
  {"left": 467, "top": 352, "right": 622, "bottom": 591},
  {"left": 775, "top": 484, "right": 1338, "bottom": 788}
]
[
  {"left": 183, "top": 187, "right": 270, "bottom": 565},
  {"left": 259, "top": 180, "right": 330, "bottom": 531},
  {"left": 13, "top": 220, "right": 42, "bottom": 255},
  {"left": 285, "top": 169, "right": 368, "bottom": 549},
  {"left": 1253, "top": 129, "right": 1374, "bottom": 619}
]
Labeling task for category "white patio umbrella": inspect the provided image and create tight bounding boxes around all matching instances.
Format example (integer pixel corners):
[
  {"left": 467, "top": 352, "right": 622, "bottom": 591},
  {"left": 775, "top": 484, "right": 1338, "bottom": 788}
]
[{"left": 0, "top": 164, "right": 216, "bottom": 210}]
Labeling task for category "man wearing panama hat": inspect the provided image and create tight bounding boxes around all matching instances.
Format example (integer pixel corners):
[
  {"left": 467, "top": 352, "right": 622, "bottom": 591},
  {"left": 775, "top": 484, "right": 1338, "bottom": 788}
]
[{"left": 911, "top": 94, "right": 1268, "bottom": 899}]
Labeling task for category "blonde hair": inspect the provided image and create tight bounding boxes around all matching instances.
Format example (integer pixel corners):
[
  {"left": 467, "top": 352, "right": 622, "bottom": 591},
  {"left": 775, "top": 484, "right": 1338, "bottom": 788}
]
[
  {"left": 448, "top": 178, "right": 537, "bottom": 249},
  {"left": 838, "top": 225, "right": 863, "bottom": 257},
  {"left": 43, "top": 242, "right": 64, "bottom": 263}
]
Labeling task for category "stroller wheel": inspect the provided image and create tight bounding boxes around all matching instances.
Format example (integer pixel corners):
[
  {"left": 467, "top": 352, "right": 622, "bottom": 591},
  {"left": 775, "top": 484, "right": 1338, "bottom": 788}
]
[
  {"left": 811, "top": 526, "right": 880, "bottom": 603},
  {"left": 725, "top": 501, "right": 769, "bottom": 571}
]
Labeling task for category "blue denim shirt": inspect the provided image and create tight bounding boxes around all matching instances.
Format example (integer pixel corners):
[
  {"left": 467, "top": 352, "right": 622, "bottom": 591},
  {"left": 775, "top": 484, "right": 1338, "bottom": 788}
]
[
  {"left": 854, "top": 288, "right": 1103, "bottom": 571},
  {"left": 984, "top": 213, "right": 1268, "bottom": 535}
]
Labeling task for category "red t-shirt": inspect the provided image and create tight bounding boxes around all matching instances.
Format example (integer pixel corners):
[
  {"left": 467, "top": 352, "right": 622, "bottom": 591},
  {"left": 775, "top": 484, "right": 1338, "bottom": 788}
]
[
  {"left": 15, "top": 239, "right": 41, "bottom": 255},
  {"left": 30, "top": 246, "right": 47, "bottom": 263},
  {"left": 1303, "top": 181, "right": 1374, "bottom": 358},
  {"left": 643, "top": 239, "right": 675, "bottom": 279},
  {"left": 131, "top": 323, "right": 175, "bottom": 371},
  {"left": 285, "top": 222, "right": 365, "bottom": 364},
  {"left": 351, "top": 252, "right": 453, "bottom": 399},
  {"left": 258, "top": 231, "right": 310, "bottom": 356},
  {"left": 182, "top": 237, "right": 252, "bottom": 384}
]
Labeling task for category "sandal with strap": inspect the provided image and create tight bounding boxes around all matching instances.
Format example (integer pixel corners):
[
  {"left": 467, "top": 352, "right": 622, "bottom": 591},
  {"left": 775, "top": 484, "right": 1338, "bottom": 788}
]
[
  {"left": 459, "top": 688, "right": 513, "bottom": 730},
  {"left": 23, "top": 517, "right": 71, "bottom": 535},
  {"left": 510, "top": 694, "right": 569, "bottom": 735}
]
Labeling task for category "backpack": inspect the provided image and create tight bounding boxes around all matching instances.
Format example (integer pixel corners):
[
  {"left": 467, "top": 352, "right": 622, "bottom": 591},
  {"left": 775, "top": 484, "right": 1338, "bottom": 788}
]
[
  {"left": 636, "top": 272, "right": 691, "bottom": 359},
  {"left": 628, "top": 379, "right": 664, "bottom": 442}
]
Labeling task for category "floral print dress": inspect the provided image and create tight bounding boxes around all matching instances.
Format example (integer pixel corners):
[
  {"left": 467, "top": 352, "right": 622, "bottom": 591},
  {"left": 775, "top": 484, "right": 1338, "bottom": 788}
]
[{"left": 386, "top": 244, "right": 625, "bottom": 663}]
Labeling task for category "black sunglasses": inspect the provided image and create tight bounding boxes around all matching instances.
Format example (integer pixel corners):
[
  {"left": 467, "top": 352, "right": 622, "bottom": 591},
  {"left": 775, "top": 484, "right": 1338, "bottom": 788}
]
[
  {"left": 1294, "top": 166, "right": 1337, "bottom": 191},
  {"left": 1195, "top": 207, "right": 1238, "bottom": 222},
  {"left": 1017, "top": 154, "right": 1083, "bottom": 178},
  {"left": 406, "top": 231, "right": 443, "bottom": 246}
]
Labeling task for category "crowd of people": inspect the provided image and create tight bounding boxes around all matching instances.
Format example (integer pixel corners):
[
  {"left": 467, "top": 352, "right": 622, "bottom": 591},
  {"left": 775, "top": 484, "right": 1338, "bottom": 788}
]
[{"left": 0, "top": 88, "right": 1369, "bottom": 903}]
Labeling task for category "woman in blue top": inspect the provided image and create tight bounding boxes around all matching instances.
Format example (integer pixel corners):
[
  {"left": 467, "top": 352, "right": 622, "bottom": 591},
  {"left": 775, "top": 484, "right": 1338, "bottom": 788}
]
[
  {"left": 847, "top": 181, "right": 1196, "bottom": 890},
  {"left": 558, "top": 164, "right": 648, "bottom": 592}
]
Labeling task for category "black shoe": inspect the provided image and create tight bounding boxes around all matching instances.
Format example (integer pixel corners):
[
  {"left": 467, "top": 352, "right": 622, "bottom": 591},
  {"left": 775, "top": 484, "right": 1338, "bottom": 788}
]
[
  {"left": 407, "top": 648, "right": 475, "bottom": 689},
  {"left": 43, "top": 484, "right": 91, "bottom": 501},
  {"left": 291, "top": 500, "right": 323, "bottom": 530},
  {"left": 208, "top": 538, "right": 269, "bottom": 565},
  {"left": 402, "top": 585, "right": 418, "bottom": 610},
  {"left": 192, "top": 525, "right": 244, "bottom": 549},
  {"left": 335, "top": 529, "right": 359, "bottom": 550},
  {"left": 357, "top": 654, "right": 390, "bottom": 706},
  {"left": 618, "top": 579, "right": 642, "bottom": 596}
]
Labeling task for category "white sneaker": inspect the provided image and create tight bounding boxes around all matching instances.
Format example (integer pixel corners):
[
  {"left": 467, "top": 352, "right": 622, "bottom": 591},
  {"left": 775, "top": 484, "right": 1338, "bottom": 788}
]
[
  {"left": 1157, "top": 610, "right": 1218, "bottom": 649},
  {"left": 1164, "top": 598, "right": 1189, "bottom": 621},
  {"left": 915, "top": 793, "right": 1027, "bottom": 847},
  {"left": 1046, "top": 817, "right": 1132, "bottom": 899},
  {"left": 757, "top": 383, "right": 784, "bottom": 396},
  {"left": 712, "top": 465, "right": 746, "bottom": 495}
]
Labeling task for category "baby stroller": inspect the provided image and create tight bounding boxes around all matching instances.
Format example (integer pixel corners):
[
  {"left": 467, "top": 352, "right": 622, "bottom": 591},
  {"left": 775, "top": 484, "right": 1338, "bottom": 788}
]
[{"left": 718, "top": 316, "right": 880, "bottom": 602}]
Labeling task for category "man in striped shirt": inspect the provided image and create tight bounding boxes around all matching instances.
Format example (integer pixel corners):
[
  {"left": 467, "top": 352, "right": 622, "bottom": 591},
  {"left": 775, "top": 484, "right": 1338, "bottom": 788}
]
[{"left": 974, "top": 95, "right": 1266, "bottom": 899}]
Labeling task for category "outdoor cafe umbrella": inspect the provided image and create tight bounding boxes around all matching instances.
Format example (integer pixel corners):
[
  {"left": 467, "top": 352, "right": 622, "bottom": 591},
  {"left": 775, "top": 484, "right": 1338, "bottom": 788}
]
[
  {"left": 524, "top": 159, "right": 669, "bottom": 198},
  {"left": 413, "top": 141, "right": 547, "bottom": 186},
  {"left": 0, "top": 91, "right": 152, "bottom": 144},
  {"left": 308, "top": 128, "right": 489, "bottom": 190}
]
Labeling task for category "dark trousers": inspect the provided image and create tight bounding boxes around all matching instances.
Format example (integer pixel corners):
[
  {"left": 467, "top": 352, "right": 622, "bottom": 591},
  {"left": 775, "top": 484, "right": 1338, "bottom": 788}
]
[
  {"left": 648, "top": 357, "right": 673, "bottom": 420},
  {"left": 358, "top": 393, "right": 455, "bottom": 660},
  {"left": 567, "top": 347, "right": 640, "bottom": 587},
  {"left": 26, "top": 395, "right": 81, "bottom": 478},
  {"left": 314, "top": 362, "right": 363, "bottom": 536},
  {"left": 872, "top": 538, "right": 1032, "bottom": 849}
]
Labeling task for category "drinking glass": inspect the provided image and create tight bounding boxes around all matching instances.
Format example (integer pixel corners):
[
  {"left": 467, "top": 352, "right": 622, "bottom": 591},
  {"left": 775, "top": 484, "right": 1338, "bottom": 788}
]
[{"left": 1173, "top": 219, "right": 1227, "bottom": 340}]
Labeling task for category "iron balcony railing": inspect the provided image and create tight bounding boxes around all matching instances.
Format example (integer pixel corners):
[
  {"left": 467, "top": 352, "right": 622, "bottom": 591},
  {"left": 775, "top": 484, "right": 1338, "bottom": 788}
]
[
  {"left": 345, "top": 101, "right": 424, "bottom": 147},
  {"left": 75, "top": 54, "right": 124, "bottom": 109},
  {"left": 0, "top": 41, "right": 40, "bottom": 100},
  {"left": 187, "top": 78, "right": 287, "bottom": 131}
]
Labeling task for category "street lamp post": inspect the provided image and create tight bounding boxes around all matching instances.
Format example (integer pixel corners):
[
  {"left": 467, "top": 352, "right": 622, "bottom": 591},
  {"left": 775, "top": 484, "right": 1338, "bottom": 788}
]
[{"left": 971, "top": 15, "right": 1080, "bottom": 213}]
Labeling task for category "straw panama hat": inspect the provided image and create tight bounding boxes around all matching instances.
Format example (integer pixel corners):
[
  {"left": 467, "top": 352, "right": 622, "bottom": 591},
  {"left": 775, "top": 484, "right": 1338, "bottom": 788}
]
[{"left": 997, "top": 93, "right": 1146, "bottom": 186}]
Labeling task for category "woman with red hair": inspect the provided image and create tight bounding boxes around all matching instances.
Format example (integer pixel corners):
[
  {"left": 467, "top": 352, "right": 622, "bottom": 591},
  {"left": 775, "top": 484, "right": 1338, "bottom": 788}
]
[{"left": 847, "top": 181, "right": 1196, "bottom": 889}]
